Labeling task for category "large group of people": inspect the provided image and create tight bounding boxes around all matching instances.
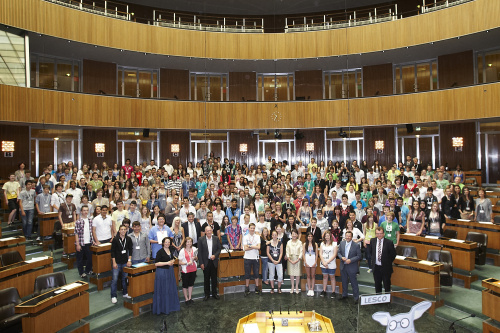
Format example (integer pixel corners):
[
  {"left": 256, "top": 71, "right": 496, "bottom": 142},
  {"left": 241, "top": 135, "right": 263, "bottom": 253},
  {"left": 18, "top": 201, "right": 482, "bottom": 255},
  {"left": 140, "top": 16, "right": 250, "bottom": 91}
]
[{"left": 2, "top": 153, "right": 495, "bottom": 313}]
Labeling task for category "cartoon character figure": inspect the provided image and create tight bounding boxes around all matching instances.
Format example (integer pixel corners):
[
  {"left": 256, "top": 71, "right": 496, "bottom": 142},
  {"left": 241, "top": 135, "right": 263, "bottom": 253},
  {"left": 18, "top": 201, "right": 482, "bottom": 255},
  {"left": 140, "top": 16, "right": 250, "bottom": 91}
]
[{"left": 372, "top": 301, "right": 432, "bottom": 333}]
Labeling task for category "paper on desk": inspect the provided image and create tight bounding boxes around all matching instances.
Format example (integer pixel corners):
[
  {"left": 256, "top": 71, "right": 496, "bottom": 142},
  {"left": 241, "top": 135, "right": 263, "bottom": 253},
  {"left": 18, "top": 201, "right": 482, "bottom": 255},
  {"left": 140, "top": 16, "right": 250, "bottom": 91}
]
[
  {"left": 61, "top": 282, "right": 82, "bottom": 291},
  {"left": 478, "top": 221, "right": 493, "bottom": 225},
  {"left": 132, "top": 262, "right": 148, "bottom": 268},
  {"left": 243, "top": 323, "right": 260, "bottom": 333},
  {"left": 222, "top": 249, "right": 233, "bottom": 253},
  {"left": 98, "top": 243, "right": 109, "bottom": 247},
  {"left": 54, "top": 289, "right": 65, "bottom": 294},
  {"left": 26, "top": 256, "right": 49, "bottom": 263},
  {"left": 395, "top": 255, "right": 406, "bottom": 260},
  {"left": 425, "top": 235, "right": 439, "bottom": 239},
  {"left": 449, "top": 239, "right": 465, "bottom": 243},
  {"left": 458, "top": 219, "right": 470, "bottom": 222},
  {"left": 0, "top": 237, "right": 17, "bottom": 241},
  {"left": 405, "top": 233, "right": 416, "bottom": 236},
  {"left": 419, "top": 260, "right": 437, "bottom": 266}
]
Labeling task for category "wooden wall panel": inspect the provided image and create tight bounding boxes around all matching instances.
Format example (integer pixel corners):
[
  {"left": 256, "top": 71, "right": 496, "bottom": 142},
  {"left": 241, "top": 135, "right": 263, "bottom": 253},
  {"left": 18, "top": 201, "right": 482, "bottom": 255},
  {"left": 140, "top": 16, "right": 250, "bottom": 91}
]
[
  {"left": 1, "top": 83, "right": 499, "bottom": 130},
  {"left": 294, "top": 130, "right": 326, "bottom": 166},
  {"left": 82, "top": 129, "right": 118, "bottom": 166},
  {"left": 1, "top": 0, "right": 498, "bottom": 59},
  {"left": 82, "top": 59, "right": 117, "bottom": 95},
  {"left": 159, "top": 69, "right": 189, "bottom": 100},
  {"left": 0, "top": 124, "right": 30, "bottom": 178},
  {"left": 438, "top": 51, "right": 474, "bottom": 89},
  {"left": 159, "top": 130, "right": 190, "bottom": 168},
  {"left": 363, "top": 63, "right": 393, "bottom": 97},
  {"left": 439, "top": 122, "right": 476, "bottom": 170},
  {"left": 229, "top": 131, "right": 259, "bottom": 167},
  {"left": 294, "top": 70, "right": 323, "bottom": 100},
  {"left": 364, "top": 127, "right": 396, "bottom": 167},
  {"left": 229, "top": 72, "right": 256, "bottom": 102}
]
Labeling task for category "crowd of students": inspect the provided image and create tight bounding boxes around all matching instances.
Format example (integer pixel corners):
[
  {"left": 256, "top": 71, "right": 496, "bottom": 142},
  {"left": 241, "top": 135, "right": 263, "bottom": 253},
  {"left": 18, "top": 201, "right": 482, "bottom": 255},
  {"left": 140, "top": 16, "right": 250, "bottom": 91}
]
[{"left": 2, "top": 154, "right": 495, "bottom": 310}]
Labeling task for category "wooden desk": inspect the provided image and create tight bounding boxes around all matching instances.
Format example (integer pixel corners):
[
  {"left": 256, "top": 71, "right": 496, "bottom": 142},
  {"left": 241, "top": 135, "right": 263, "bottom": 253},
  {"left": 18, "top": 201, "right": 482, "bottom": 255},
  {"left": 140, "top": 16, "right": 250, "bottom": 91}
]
[
  {"left": 38, "top": 212, "right": 58, "bottom": 250},
  {"left": 89, "top": 243, "right": 112, "bottom": 290},
  {"left": 392, "top": 257, "right": 442, "bottom": 296},
  {"left": 482, "top": 278, "right": 500, "bottom": 333},
  {"left": 399, "top": 234, "right": 477, "bottom": 288},
  {"left": 0, "top": 236, "right": 26, "bottom": 259},
  {"left": 15, "top": 281, "right": 89, "bottom": 333},
  {"left": 444, "top": 218, "right": 500, "bottom": 265},
  {"left": 61, "top": 227, "right": 76, "bottom": 269},
  {"left": 236, "top": 311, "right": 334, "bottom": 333},
  {"left": 0, "top": 257, "right": 53, "bottom": 298},
  {"left": 123, "top": 261, "right": 179, "bottom": 317}
]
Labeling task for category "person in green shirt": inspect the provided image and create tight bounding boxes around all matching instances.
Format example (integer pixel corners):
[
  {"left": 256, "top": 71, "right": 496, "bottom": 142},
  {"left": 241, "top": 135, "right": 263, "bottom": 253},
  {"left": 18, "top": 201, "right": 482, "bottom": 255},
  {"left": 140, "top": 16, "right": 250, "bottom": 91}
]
[
  {"left": 380, "top": 212, "right": 399, "bottom": 247},
  {"left": 435, "top": 172, "right": 449, "bottom": 190},
  {"left": 89, "top": 172, "right": 104, "bottom": 191},
  {"left": 303, "top": 173, "right": 314, "bottom": 197},
  {"left": 360, "top": 184, "right": 372, "bottom": 203}
]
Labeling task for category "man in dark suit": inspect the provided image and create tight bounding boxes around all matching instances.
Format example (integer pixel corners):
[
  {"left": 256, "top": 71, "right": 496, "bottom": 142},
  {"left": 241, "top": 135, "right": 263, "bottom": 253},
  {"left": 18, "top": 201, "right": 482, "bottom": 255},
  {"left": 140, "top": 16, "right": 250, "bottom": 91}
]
[
  {"left": 369, "top": 226, "right": 397, "bottom": 294},
  {"left": 198, "top": 224, "right": 221, "bottom": 301},
  {"left": 237, "top": 190, "right": 251, "bottom": 211},
  {"left": 181, "top": 213, "right": 201, "bottom": 247},
  {"left": 337, "top": 230, "right": 362, "bottom": 303}
]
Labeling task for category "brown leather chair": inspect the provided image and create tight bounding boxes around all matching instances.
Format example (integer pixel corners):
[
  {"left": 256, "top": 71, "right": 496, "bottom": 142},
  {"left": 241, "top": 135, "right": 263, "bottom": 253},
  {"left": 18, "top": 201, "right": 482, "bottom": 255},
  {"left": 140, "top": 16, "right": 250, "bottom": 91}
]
[
  {"left": 494, "top": 216, "right": 500, "bottom": 225},
  {"left": 442, "top": 229, "right": 458, "bottom": 239},
  {"left": 0, "top": 287, "right": 27, "bottom": 333},
  {"left": 427, "top": 250, "right": 453, "bottom": 286},
  {"left": 396, "top": 245, "right": 417, "bottom": 258},
  {"left": 466, "top": 232, "right": 488, "bottom": 265},
  {"left": 33, "top": 272, "right": 67, "bottom": 297},
  {"left": 0, "top": 251, "right": 23, "bottom": 267}
]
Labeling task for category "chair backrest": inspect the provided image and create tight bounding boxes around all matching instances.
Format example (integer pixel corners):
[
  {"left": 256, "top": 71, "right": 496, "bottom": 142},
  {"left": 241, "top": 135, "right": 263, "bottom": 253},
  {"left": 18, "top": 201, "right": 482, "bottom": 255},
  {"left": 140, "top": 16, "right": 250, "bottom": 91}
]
[
  {"left": 494, "top": 216, "right": 500, "bottom": 225},
  {"left": 427, "top": 250, "right": 453, "bottom": 266},
  {"left": 0, "top": 287, "right": 22, "bottom": 321},
  {"left": 465, "top": 232, "right": 488, "bottom": 247},
  {"left": 33, "top": 272, "right": 67, "bottom": 297},
  {"left": 442, "top": 229, "right": 458, "bottom": 239},
  {"left": 0, "top": 251, "right": 23, "bottom": 267},
  {"left": 396, "top": 245, "right": 417, "bottom": 258}
]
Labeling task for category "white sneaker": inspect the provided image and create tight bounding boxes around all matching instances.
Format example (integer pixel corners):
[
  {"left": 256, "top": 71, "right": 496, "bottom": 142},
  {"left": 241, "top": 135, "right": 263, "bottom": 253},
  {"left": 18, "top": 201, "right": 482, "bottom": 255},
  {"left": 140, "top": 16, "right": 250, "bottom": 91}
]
[
  {"left": 308, "top": 290, "right": 313, "bottom": 296},
  {"left": 367, "top": 269, "right": 373, "bottom": 274},
  {"left": 111, "top": 297, "right": 117, "bottom": 304},
  {"left": 123, "top": 294, "right": 131, "bottom": 299}
]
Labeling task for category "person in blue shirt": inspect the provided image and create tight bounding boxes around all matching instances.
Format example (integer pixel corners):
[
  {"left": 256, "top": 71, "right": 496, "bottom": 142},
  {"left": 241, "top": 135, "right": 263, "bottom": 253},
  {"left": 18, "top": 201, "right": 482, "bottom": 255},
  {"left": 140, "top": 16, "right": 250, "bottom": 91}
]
[
  {"left": 378, "top": 206, "right": 399, "bottom": 227},
  {"left": 351, "top": 192, "right": 367, "bottom": 209},
  {"left": 225, "top": 198, "right": 241, "bottom": 221},
  {"left": 396, "top": 197, "right": 409, "bottom": 229},
  {"left": 148, "top": 214, "right": 174, "bottom": 259},
  {"left": 196, "top": 175, "right": 207, "bottom": 200},
  {"left": 181, "top": 174, "right": 196, "bottom": 198}
]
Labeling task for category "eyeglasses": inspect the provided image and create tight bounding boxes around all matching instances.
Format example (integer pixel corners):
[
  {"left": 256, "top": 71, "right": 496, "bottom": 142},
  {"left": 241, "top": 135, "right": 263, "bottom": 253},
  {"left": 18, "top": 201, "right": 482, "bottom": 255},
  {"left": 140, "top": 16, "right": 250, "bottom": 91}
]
[{"left": 388, "top": 318, "right": 410, "bottom": 331}]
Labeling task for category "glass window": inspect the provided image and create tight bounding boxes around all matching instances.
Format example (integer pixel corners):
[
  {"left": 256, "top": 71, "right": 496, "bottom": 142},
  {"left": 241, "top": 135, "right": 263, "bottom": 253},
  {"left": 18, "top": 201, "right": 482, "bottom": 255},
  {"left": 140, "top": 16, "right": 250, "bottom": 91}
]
[
  {"left": 31, "top": 54, "right": 81, "bottom": 92},
  {"left": 118, "top": 67, "right": 159, "bottom": 98},
  {"left": 38, "top": 57, "right": 55, "bottom": 89},
  {"left": 477, "top": 50, "right": 500, "bottom": 83},
  {"left": 395, "top": 60, "right": 436, "bottom": 94},
  {"left": 324, "top": 69, "right": 362, "bottom": 99},
  {"left": 257, "top": 73, "right": 294, "bottom": 101},
  {"left": 190, "top": 73, "right": 228, "bottom": 101},
  {"left": 56, "top": 61, "right": 73, "bottom": 91}
]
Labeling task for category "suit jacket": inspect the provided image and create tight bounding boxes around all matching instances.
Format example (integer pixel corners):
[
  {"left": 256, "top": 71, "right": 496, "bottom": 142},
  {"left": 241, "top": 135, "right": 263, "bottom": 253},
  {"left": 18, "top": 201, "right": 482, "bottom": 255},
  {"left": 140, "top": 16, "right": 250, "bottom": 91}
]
[
  {"left": 198, "top": 235, "right": 222, "bottom": 268},
  {"left": 181, "top": 220, "right": 202, "bottom": 244},
  {"left": 236, "top": 196, "right": 251, "bottom": 210},
  {"left": 84, "top": 190, "right": 96, "bottom": 202},
  {"left": 337, "top": 240, "right": 361, "bottom": 272},
  {"left": 306, "top": 226, "right": 322, "bottom": 245},
  {"left": 369, "top": 237, "right": 396, "bottom": 274}
]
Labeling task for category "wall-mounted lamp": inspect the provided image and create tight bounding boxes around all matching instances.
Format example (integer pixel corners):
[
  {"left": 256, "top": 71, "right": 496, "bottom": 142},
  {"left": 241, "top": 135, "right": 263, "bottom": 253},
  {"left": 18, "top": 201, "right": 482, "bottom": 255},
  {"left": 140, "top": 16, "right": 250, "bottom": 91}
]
[
  {"left": 452, "top": 137, "right": 463, "bottom": 152},
  {"left": 2, "top": 141, "right": 14, "bottom": 157},
  {"left": 95, "top": 143, "right": 105, "bottom": 157},
  {"left": 171, "top": 144, "right": 180, "bottom": 157},
  {"left": 306, "top": 143, "right": 315, "bottom": 155},
  {"left": 375, "top": 140, "right": 384, "bottom": 154},
  {"left": 239, "top": 143, "right": 248, "bottom": 156}
]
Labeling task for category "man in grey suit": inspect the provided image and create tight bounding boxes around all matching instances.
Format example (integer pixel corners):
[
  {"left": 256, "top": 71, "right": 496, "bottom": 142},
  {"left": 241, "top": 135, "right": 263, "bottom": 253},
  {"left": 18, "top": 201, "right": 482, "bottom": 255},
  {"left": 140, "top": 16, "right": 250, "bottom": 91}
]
[
  {"left": 237, "top": 190, "right": 250, "bottom": 211},
  {"left": 337, "top": 230, "right": 362, "bottom": 304},
  {"left": 198, "top": 225, "right": 222, "bottom": 301}
]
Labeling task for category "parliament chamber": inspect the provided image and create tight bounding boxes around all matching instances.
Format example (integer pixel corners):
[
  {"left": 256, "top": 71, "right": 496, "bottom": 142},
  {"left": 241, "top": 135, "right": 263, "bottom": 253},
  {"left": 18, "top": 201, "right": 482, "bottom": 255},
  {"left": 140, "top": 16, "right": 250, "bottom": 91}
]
[{"left": 1, "top": 0, "right": 500, "bottom": 332}]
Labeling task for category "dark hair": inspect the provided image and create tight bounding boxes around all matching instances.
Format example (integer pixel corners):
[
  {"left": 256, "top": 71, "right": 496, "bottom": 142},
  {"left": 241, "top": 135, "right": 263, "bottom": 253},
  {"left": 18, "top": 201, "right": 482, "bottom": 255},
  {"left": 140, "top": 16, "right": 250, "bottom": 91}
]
[
  {"left": 305, "top": 231, "right": 317, "bottom": 252},
  {"left": 161, "top": 236, "right": 172, "bottom": 247}
]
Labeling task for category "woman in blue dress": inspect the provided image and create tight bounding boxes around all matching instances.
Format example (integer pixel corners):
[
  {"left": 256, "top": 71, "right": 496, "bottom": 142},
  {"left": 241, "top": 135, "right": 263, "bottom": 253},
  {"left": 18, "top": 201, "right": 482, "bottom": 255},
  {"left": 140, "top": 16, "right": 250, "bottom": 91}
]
[{"left": 153, "top": 237, "right": 180, "bottom": 315}]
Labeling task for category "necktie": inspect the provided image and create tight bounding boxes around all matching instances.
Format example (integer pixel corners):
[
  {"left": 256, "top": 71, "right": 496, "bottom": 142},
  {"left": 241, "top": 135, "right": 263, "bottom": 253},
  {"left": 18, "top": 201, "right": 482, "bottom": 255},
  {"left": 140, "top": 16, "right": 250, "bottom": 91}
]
[
  {"left": 345, "top": 242, "right": 351, "bottom": 258},
  {"left": 378, "top": 239, "right": 382, "bottom": 262},
  {"left": 190, "top": 223, "right": 197, "bottom": 244},
  {"left": 241, "top": 198, "right": 244, "bottom": 211}
]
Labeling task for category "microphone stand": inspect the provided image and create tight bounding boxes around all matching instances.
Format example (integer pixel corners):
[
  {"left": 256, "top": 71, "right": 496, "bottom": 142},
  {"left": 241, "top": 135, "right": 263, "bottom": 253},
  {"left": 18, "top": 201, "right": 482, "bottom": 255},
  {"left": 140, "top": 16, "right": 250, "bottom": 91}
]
[
  {"left": 269, "top": 310, "right": 275, "bottom": 333},
  {"left": 449, "top": 314, "right": 475, "bottom": 333}
]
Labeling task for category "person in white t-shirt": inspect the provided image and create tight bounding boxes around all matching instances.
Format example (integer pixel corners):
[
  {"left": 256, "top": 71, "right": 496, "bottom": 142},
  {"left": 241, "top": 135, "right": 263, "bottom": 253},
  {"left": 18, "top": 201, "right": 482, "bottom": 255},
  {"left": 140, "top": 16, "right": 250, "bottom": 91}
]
[
  {"left": 243, "top": 223, "right": 261, "bottom": 295},
  {"left": 255, "top": 212, "right": 270, "bottom": 235},
  {"left": 92, "top": 205, "right": 114, "bottom": 244},
  {"left": 111, "top": 200, "right": 129, "bottom": 228},
  {"left": 66, "top": 180, "right": 83, "bottom": 207}
]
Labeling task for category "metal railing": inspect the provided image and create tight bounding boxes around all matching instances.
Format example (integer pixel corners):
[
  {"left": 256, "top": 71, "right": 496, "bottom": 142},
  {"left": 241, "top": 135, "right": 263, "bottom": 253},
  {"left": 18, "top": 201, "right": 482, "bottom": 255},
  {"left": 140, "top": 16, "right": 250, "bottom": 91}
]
[{"left": 420, "top": 0, "right": 474, "bottom": 13}]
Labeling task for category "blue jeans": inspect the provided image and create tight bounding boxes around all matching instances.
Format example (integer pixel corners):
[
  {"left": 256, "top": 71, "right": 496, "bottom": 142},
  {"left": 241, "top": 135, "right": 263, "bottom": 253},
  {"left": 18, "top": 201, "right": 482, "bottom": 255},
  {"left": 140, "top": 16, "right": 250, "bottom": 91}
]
[
  {"left": 21, "top": 209, "right": 34, "bottom": 238},
  {"left": 131, "top": 259, "right": 146, "bottom": 265},
  {"left": 261, "top": 257, "right": 269, "bottom": 282},
  {"left": 111, "top": 263, "right": 128, "bottom": 298}
]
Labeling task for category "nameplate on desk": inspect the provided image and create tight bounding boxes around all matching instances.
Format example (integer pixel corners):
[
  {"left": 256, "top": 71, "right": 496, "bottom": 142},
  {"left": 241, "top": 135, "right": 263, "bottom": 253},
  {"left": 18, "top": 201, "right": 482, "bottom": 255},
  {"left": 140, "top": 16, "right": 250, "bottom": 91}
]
[
  {"left": 449, "top": 239, "right": 465, "bottom": 243},
  {"left": 418, "top": 260, "right": 437, "bottom": 266},
  {"left": 404, "top": 233, "right": 416, "bottom": 236},
  {"left": 478, "top": 222, "right": 493, "bottom": 225},
  {"left": 60, "top": 282, "right": 83, "bottom": 291},
  {"left": 132, "top": 262, "right": 148, "bottom": 268},
  {"left": 360, "top": 294, "right": 391, "bottom": 305},
  {"left": 26, "top": 256, "right": 49, "bottom": 263},
  {"left": 457, "top": 219, "right": 470, "bottom": 222},
  {"left": 425, "top": 236, "right": 439, "bottom": 239},
  {"left": 97, "top": 243, "right": 109, "bottom": 247},
  {"left": 395, "top": 255, "right": 406, "bottom": 260},
  {"left": 0, "top": 237, "right": 18, "bottom": 241}
]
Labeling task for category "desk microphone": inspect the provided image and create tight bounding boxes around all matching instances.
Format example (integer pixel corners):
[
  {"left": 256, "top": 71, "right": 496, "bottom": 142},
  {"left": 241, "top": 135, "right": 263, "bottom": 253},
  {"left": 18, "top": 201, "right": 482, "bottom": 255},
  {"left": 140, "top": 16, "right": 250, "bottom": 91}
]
[
  {"left": 449, "top": 314, "right": 475, "bottom": 332},
  {"left": 280, "top": 306, "right": 282, "bottom": 314},
  {"left": 159, "top": 319, "right": 167, "bottom": 332},
  {"left": 269, "top": 310, "right": 275, "bottom": 333}
]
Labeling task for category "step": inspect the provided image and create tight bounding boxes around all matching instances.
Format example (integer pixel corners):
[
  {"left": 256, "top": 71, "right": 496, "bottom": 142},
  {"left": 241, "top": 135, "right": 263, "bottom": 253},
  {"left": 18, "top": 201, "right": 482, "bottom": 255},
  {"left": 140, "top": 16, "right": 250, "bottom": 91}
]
[
  {"left": 470, "top": 280, "right": 484, "bottom": 292},
  {"left": 440, "top": 285, "right": 486, "bottom": 320},
  {"left": 89, "top": 307, "right": 133, "bottom": 333},
  {"left": 435, "top": 305, "right": 484, "bottom": 333},
  {"left": 472, "top": 262, "right": 500, "bottom": 281},
  {"left": 86, "top": 290, "right": 131, "bottom": 321}
]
